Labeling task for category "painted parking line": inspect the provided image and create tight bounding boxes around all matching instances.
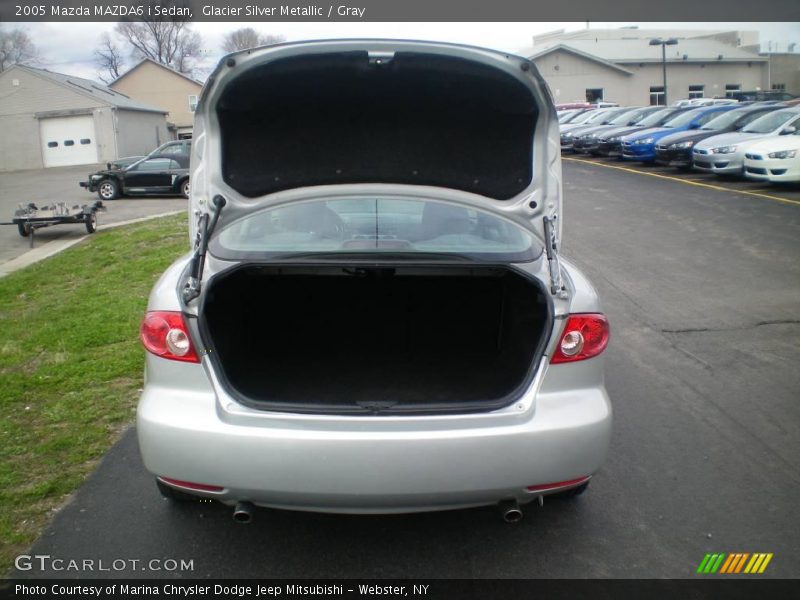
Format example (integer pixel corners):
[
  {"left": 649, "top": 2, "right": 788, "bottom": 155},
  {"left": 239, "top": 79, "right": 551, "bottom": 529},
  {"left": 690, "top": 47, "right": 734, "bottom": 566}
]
[{"left": 563, "top": 157, "right": 800, "bottom": 207}]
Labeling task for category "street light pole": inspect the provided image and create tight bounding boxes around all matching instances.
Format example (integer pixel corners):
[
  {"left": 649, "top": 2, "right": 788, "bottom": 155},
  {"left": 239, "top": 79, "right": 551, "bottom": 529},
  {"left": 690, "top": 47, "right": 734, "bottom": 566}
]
[{"left": 650, "top": 38, "right": 679, "bottom": 105}]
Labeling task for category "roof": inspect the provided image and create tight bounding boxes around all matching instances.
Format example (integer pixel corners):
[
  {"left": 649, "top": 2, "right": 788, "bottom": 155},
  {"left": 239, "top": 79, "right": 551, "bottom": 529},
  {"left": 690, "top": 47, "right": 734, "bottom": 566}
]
[
  {"left": 528, "top": 44, "right": 634, "bottom": 75},
  {"left": 15, "top": 65, "right": 168, "bottom": 113},
  {"left": 111, "top": 58, "right": 204, "bottom": 87},
  {"left": 522, "top": 38, "right": 767, "bottom": 65}
]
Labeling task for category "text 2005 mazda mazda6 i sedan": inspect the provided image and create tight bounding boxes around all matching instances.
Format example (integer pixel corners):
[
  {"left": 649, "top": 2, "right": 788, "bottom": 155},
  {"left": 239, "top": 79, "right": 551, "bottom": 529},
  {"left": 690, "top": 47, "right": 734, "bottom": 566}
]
[{"left": 136, "top": 40, "right": 612, "bottom": 523}]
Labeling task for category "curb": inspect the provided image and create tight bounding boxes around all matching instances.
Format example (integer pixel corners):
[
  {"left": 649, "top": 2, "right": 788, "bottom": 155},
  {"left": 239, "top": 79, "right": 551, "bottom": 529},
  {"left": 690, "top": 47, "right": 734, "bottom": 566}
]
[{"left": 0, "top": 210, "right": 186, "bottom": 278}]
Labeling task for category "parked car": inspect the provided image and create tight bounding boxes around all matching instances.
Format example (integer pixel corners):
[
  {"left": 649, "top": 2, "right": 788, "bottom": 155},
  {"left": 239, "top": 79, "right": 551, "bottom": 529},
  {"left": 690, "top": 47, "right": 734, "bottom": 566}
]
[
  {"left": 743, "top": 130, "right": 800, "bottom": 183},
  {"left": 621, "top": 105, "right": 739, "bottom": 163},
  {"left": 561, "top": 107, "right": 632, "bottom": 151},
  {"left": 654, "top": 105, "right": 781, "bottom": 168},
  {"left": 692, "top": 107, "right": 800, "bottom": 176},
  {"left": 593, "top": 107, "right": 690, "bottom": 157},
  {"left": 107, "top": 140, "right": 191, "bottom": 170},
  {"left": 556, "top": 102, "right": 595, "bottom": 111},
  {"left": 80, "top": 153, "right": 190, "bottom": 200},
  {"left": 136, "top": 40, "right": 612, "bottom": 522},
  {"left": 571, "top": 106, "right": 663, "bottom": 153},
  {"left": 673, "top": 98, "right": 739, "bottom": 108},
  {"left": 728, "top": 90, "right": 797, "bottom": 103}
]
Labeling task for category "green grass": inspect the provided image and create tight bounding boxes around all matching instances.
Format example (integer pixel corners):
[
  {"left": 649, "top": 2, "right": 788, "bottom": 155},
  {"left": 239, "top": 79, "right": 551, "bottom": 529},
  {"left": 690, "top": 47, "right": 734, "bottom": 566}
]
[{"left": 0, "top": 213, "right": 188, "bottom": 575}]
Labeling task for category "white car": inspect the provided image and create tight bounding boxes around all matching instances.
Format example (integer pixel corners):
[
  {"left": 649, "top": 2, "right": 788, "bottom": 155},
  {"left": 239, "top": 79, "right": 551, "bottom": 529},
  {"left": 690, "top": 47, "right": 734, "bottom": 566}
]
[
  {"left": 692, "top": 108, "right": 800, "bottom": 175},
  {"left": 743, "top": 132, "right": 800, "bottom": 183},
  {"left": 136, "top": 40, "right": 612, "bottom": 523},
  {"left": 673, "top": 98, "right": 738, "bottom": 108}
]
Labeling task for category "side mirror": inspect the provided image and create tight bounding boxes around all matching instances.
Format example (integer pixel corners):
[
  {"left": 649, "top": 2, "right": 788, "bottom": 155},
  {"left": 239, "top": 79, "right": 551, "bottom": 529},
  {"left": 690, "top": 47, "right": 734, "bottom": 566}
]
[
  {"left": 780, "top": 126, "right": 797, "bottom": 135},
  {"left": 107, "top": 162, "right": 112, "bottom": 170}
]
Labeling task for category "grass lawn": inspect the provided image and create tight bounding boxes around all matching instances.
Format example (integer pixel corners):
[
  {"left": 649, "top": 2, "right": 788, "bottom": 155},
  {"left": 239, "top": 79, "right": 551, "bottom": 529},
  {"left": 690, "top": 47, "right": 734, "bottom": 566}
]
[{"left": 0, "top": 213, "right": 188, "bottom": 575}]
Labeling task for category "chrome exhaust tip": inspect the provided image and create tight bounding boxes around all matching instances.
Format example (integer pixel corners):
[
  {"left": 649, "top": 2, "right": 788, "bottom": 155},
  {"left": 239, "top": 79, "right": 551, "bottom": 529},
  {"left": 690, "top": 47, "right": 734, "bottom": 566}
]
[
  {"left": 498, "top": 499, "right": 523, "bottom": 523},
  {"left": 233, "top": 501, "right": 255, "bottom": 524}
]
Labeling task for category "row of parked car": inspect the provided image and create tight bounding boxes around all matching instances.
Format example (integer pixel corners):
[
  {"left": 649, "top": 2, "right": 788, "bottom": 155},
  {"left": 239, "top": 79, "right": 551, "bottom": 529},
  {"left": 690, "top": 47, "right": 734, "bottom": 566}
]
[{"left": 558, "top": 101, "right": 800, "bottom": 184}]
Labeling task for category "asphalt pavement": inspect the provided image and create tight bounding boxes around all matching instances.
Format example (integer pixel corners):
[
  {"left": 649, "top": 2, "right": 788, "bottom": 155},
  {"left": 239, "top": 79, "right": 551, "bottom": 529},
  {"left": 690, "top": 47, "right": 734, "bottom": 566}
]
[
  {"left": 0, "top": 165, "right": 186, "bottom": 266},
  {"left": 13, "top": 160, "right": 800, "bottom": 579}
]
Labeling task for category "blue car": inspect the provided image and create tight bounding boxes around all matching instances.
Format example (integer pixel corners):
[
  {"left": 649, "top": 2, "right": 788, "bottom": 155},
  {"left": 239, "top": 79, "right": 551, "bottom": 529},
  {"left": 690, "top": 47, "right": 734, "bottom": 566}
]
[{"left": 621, "top": 105, "right": 740, "bottom": 162}]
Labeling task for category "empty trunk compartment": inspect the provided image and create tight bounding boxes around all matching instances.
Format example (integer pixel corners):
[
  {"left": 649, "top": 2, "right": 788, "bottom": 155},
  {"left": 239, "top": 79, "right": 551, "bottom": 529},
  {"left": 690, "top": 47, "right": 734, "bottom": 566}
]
[{"left": 200, "top": 264, "right": 551, "bottom": 414}]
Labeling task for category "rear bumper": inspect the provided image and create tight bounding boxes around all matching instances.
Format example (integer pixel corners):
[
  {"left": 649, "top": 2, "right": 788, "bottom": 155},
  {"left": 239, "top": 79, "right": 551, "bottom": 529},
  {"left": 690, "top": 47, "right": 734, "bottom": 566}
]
[{"left": 137, "top": 361, "right": 612, "bottom": 513}]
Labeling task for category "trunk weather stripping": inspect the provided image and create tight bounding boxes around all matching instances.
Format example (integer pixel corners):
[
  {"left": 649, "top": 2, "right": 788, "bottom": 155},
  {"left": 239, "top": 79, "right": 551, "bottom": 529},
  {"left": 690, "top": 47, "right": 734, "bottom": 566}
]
[
  {"left": 543, "top": 215, "right": 567, "bottom": 298},
  {"left": 183, "top": 195, "right": 226, "bottom": 303}
]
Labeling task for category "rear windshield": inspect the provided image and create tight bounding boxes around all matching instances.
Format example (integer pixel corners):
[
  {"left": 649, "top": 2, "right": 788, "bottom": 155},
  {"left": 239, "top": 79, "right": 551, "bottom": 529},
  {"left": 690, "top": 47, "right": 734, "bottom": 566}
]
[{"left": 211, "top": 198, "right": 540, "bottom": 262}]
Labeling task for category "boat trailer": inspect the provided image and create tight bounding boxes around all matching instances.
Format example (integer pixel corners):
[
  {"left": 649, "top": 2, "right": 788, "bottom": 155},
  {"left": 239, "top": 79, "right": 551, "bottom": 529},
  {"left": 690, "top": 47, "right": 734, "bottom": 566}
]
[{"left": 2, "top": 201, "right": 106, "bottom": 248}]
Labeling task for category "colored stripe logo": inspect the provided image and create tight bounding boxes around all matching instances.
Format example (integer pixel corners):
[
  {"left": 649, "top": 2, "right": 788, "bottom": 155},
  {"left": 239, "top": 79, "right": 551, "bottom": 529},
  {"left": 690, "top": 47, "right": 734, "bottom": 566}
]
[{"left": 697, "top": 553, "right": 773, "bottom": 574}]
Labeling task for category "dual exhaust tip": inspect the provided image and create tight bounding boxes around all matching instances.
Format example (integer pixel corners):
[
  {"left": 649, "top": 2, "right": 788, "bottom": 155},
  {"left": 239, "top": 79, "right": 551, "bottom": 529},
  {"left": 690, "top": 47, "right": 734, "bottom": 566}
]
[{"left": 231, "top": 499, "right": 526, "bottom": 524}]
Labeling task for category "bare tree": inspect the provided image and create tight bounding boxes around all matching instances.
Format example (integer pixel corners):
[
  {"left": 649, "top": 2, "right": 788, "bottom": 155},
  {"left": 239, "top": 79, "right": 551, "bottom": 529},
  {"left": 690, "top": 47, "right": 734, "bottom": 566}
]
[
  {"left": 0, "top": 25, "right": 39, "bottom": 72},
  {"left": 221, "top": 28, "right": 285, "bottom": 53},
  {"left": 115, "top": 19, "right": 202, "bottom": 76},
  {"left": 95, "top": 33, "right": 125, "bottom": 83}
]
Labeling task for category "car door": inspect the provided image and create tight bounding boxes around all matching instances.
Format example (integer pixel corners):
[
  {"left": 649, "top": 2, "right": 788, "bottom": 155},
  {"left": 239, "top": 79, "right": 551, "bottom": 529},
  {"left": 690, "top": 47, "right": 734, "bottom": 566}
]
[{"left": 122, "top": 157, "right": 175, "bottom": 193}]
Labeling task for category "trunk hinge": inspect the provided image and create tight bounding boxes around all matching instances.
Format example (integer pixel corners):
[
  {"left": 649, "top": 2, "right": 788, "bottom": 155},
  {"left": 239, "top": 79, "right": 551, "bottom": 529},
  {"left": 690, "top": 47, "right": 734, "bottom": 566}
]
[
  {"left": 182, "top": 195, "right": 226, "bottom": 304},
  {"left": 543, "top": 215, "right": 567, "bottom": 298}
]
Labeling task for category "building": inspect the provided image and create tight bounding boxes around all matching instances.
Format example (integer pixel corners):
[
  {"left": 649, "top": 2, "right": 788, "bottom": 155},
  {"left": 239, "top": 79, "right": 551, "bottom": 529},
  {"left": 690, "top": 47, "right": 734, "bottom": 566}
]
[
  {"left": 0, "top": 65, "right": 169, "bottom": 172},
  {"left": 111, "top": 58, "right": 204, "bottom": 140},
  {"left": 519, "top": 28, "right": 798, "bottom": 107}
]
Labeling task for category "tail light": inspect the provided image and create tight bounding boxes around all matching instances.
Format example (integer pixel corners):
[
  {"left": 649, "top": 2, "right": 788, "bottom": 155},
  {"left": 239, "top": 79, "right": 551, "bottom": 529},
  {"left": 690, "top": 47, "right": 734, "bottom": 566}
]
[
  {"left": 140, "top": 311, "right": 199, "bottom": 363},
  {"left": 551, "top": 313, "right": 609, "bottom": 364}
]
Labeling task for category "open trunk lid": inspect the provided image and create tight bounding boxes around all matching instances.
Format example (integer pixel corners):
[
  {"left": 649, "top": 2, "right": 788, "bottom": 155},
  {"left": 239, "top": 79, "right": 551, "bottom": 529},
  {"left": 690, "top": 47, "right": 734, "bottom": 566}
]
[{"left": 188, "top": 40, "right": 563, "bottom": 253}]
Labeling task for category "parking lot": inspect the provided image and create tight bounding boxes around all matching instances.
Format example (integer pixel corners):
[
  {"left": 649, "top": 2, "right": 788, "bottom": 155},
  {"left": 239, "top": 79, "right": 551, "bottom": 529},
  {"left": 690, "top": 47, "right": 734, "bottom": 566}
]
[
  {"left": 0, "top": 165, "right": 187, "bottom": 267},
  {"left": 12, "top": 158, "right": 799, "bottom": 579},
  {"left": 563, "top": 154, "right": 800, "bottom": 207}
]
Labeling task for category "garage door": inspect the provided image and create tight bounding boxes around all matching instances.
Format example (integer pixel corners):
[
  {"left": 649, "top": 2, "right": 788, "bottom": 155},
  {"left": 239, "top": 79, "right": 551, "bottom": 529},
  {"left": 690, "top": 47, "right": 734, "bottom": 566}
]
[{"left": 39, "top": 115, "right": 98, "bottom": 167}]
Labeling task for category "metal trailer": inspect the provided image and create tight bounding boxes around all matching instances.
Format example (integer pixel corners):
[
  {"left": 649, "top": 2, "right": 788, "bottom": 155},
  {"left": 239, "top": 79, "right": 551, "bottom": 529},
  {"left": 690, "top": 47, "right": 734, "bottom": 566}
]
[{"left": 3, "top": 201, "right": 106, "bottom": 248}]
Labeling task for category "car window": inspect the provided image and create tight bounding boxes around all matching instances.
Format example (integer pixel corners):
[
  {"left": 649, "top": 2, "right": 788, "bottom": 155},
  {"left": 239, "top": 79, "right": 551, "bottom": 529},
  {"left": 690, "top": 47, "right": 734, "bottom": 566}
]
[
  {"left": 131, "top": 158, "right": 173, "bottom": 171},
  {"left": 568, "top": 110, "right": 599, "bottom": 124},
  {"left": 637, "top": 108, "right": 678, "bottom": 127},
  {"left": 160, "top": 145, "right": 186, "bottom": 155},
  {"left": 742, "top": 110, "right": 797, "bottom": 134},
  {"left": 694, "top": 110, "right": 727, "bottom": 127},
  {"left": 662, "top": 108, "right": 705, "bottom": 128},
  {"left": 702, "top": 108, "right": 766, "bottom": 131},
  {"left": 608, "top": 108, "right": 642, "bottom": 126},
  {"left": 211, "top": 198, "right": 541, "bottom": 262}
]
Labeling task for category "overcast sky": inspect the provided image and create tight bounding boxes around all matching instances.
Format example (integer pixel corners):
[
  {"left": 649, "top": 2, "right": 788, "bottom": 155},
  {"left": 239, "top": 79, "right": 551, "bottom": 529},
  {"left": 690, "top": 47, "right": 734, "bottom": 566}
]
[{"left": 18, "top": 21, "right": 800, "bottom": 81}]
